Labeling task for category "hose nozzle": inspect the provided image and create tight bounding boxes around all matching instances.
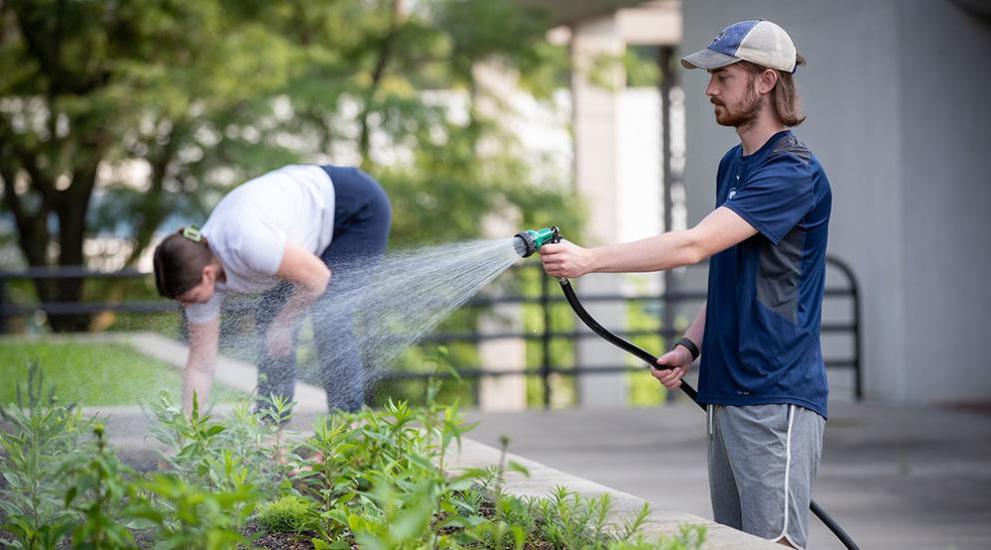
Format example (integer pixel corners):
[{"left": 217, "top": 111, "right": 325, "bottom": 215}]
[{"left": 513, "top": 226, "right": 560, "bottom": 257}]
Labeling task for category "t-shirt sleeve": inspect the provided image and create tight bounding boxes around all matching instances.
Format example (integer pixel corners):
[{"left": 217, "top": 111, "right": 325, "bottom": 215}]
[
  {"left": 234, "top": 223, "right": 287, "bottom": 276},
  {"left": 185, "top": 292, "right": 223, "bottom": 324},
  {"left": 723, "top": 159, "right": 814, "bottom": 245},
  {"left": 714, "top": 149, "right": 735, "bottom": 209}
]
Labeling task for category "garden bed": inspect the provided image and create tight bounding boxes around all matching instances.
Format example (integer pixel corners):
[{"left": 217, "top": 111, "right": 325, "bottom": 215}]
[{"left": 0, "top": 364, "right": 716, "bottom": 549}]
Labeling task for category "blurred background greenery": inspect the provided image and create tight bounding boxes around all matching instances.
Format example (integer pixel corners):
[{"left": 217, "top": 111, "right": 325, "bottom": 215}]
[{"left": 0, "top": 0, "right": 677, "bottom": 409}]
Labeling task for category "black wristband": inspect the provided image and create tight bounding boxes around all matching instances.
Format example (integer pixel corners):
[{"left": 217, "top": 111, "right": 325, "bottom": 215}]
[{"left": 674, "top": 337, "right": 700, "bottom": 361}]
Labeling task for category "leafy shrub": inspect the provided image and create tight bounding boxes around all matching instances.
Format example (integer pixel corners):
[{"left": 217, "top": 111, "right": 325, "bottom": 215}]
[
  {"left": 146, "top": 392, "right": 293, "bottom": 500},
  {"left": 0, "top": 370, "right": 257, "bottom": 549},
  {"left": 256, "top": 495, "right": 320, "bottom": 534},
  {"left": 0, "top": 363, "right": 92, "bottom": 548},
  {"left": 0, "top": 366, "right": 706, "bottom": 549},
  {"left": 124, "top": 471, "right": 256, "bottom": 549},
  {"left": 63, "top": 423, "right": 137, "bottom": 548}
]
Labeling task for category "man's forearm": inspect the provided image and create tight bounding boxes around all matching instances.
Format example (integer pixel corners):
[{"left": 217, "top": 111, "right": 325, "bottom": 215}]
[
  {"left": 590, "top": 230, "right": 702, "bottom": 273},
  {"left": 684, "top": 304, "right": 706, "bottom": 349},
  {"left": 183, "top": 321, "right": 219, "bottom": 414},
  {"left": 273, "top": 287, "right": 322, "bottom": 328}
]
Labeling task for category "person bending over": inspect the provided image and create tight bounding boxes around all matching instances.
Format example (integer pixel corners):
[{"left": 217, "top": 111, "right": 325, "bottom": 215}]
[{"left": 153, "top": 164, "right": 391, "bottom": 415}]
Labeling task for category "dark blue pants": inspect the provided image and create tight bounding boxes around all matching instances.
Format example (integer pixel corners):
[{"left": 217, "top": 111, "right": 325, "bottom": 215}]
[{"left": 256, "top": 166, "right": 391, "bottom": 412}]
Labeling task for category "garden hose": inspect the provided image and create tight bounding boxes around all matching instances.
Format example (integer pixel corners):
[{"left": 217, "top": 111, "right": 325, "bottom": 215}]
[{"left": 514, "top": 226, "right": 860, "bottom": 550}]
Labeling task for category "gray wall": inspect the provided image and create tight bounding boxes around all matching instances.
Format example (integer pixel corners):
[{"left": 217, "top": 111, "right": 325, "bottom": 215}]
[{"left": 681, "top": 0, "right": 991, "bottom": 403}]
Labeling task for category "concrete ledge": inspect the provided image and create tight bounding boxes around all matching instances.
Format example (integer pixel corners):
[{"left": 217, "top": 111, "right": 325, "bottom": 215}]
[{"left": 448, "top": 438, "right": 780, "bottom": 549}]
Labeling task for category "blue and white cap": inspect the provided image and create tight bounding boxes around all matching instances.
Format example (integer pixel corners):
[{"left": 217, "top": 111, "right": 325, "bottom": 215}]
[{"left": 681, "top": 20, "right": 797, "bottom": 73}]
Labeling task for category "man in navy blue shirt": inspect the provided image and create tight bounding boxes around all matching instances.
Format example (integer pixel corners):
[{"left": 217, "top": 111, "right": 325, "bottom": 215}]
[{"left": 540, "top": 20, "right": 831, "bottom": 549}]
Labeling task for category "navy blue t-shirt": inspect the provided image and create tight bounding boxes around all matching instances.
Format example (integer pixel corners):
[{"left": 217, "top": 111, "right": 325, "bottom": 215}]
[{"left": 698, "top": 130, "right": 832, "bottom": 418}]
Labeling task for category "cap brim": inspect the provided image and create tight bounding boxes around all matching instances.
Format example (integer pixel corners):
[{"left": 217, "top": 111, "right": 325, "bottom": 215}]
[{"left": 680, "top": 48, "right": 740, "bottom": 70}]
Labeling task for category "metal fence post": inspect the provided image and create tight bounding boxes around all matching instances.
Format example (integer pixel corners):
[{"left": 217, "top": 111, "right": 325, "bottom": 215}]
[
  {"left": 851, "top": 271, "right": 863, "bottom": 401},
  {"left": 540, "top": 267, "right": 552, "bottom": 409},
  {"left": 0, "top": 275, "right": 8, "bottom": 334}
]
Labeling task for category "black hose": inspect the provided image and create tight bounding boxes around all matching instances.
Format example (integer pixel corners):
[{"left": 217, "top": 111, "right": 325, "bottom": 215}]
[
  {"left": 557, "top": 277, "right": 860, "bottom": 550},
  {"left": 559, "top": 278, "right": 698, "bottom": 404}
]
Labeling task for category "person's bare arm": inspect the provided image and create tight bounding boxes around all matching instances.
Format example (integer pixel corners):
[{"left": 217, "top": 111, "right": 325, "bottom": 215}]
[
  {"left": 182, "top": 316, "right": 220, "bottom": 414},
  {"left": 266, "top": 243, "right": 332, "bottom": 357},
  {"left": 541, "top": 207, "right": 758, "bottom": 278},
  {"left": 683, "top": 303, "right": 706, "bottom": 349},
  {"left": 654, "top": 304, "right": 706, "bottom": 390}
]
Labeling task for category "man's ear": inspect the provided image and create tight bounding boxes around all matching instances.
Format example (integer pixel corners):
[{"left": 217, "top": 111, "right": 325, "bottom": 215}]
[{"left": 757, "top": 68, "right": 779, "bottom": 95}]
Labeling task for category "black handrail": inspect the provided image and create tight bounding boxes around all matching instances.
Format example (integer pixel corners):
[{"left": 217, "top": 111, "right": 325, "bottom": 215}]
[{"left": 0, "top": 255, "right": 863, "bottom": 401}]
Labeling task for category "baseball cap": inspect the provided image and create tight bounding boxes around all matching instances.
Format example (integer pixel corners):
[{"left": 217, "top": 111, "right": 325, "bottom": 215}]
[{"left": 681, "top": 20, "right": 797, "bottom": 73}]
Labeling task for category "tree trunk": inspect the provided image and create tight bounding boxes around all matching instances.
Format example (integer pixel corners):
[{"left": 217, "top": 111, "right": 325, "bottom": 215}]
[
  {"left": 0, "top": 160, "right": 58, "bottom": 318},
  {"left": 358, "top": 0, "right": 403, "bottom": 169},
  {"left": 46, "top": 162, "right": 98, "bottom": 332}
]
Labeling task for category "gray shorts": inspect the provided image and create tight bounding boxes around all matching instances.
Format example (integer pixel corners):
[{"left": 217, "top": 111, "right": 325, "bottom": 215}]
[{"left": 707, "top": 404, "right": 825, "bottom": 549}]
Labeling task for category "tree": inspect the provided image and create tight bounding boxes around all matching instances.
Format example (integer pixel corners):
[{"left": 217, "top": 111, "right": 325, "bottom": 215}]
[
  {"left": 0, "top": 0, "right": 294, "bottom": 329},
  {"left": 0, "top": 0, "right": 581, "bottom": 332}
]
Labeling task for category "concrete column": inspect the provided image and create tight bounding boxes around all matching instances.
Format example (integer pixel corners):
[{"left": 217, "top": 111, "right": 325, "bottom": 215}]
[
  {"left": 571, "top": 15, "right": 628, "bottom": 408},
  {"left": 477, "top": 211, "right": 527, "bottom": 411},
  {"left": 477, "top": 300, "right": 528, "bottom": 411}
]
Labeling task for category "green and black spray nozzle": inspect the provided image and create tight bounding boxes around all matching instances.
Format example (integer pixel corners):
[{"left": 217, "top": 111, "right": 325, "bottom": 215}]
[{"left": 513, "top": 226, "right": 560, "bottom": 257}]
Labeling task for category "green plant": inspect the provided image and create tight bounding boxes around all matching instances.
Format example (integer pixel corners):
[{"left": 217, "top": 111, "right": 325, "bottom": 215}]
[
  {"left": 0, "top": 364, "right": 704, "bottom": 549},
  {"left": 609, "top": 524, "right": 708, "bottom": 550},
  {"left": 0, "top": 342, "right": 244, "bottom": 406},
  {"left": 63, "top": 423, "right": 138, "bottom": 549},
  {"left": 124, "top": 472, "right": 257, "bottom": 549},
  {"left": 146, "top": 393, "right": 292, "bottom": 500},
  {"left": 0, "top": 363, "right": 91, "bottom": 548},
  {"left": 255, "top": 495, "right": 320, "bottom": 534},
  {"left": 287, "top": 376, "right": 703, "bottom": 549}
]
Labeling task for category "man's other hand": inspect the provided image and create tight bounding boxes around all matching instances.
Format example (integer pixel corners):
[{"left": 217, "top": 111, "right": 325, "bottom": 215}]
[{"left": 652, "top": 346, "right": 695, "bottom": 390}]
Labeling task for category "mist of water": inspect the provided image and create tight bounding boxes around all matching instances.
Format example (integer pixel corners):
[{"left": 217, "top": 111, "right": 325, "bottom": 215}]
[
  {"left": 6, "top": 237, "right": 525, "bottom": 412},
  {"left": 244, "top": 237, "right": 525, "bottom": 408}
]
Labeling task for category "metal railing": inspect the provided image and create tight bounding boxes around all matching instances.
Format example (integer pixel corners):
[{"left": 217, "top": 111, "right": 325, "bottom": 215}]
[{"left": 0, "top": 256, "right": 862, "bottom": 403}]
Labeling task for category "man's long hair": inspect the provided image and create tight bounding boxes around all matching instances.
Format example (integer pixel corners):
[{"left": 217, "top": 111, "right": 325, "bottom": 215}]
[{"left": 739, "top": 54, "right": 807, "bottom": 127}]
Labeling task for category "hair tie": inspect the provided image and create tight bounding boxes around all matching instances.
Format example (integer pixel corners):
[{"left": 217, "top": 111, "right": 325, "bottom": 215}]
[{"left": 182, "top": 226, "right": 203, "bottom": 243}]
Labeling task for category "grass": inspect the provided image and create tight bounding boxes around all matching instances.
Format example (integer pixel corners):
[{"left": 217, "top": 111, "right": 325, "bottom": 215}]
[{"left": 0, "top": 341, "right": 244, "bottom": 406}]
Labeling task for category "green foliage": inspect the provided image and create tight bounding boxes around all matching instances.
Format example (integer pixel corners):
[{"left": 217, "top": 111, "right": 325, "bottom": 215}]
[
  {"left": 0, "top": 342, "right": 244, "bottom": 406},
  {"left": 146, "top": 393, "right": 292, "bottom": 500},
  {"left": 0, "top": 363, "right": 91, "bottom": 548},
  {"left": 0, "top": 0, "right": 582, "bottom": 330},
  {"left": 124, "top": 472, "right": 256, "bottom": 550},
  {"left": 519, "top": 263, "right": 579, "bottom": 408},
  {"left": 0, "top": 366, "right": 706, "bottom": 548},
  {"left": 288, "top": 378, "right": 705, "bottom": 548},
  {"left": 256, "top": 495, "right": 320, "bottom": 534},
  {"left": 0, "top": 365, "right": 256, "bottom": 548},
  {"left": 63, "top": 424, "right": 138, "bottom": 549}
]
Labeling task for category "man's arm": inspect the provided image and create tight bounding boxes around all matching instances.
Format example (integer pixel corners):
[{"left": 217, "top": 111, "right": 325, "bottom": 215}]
[
  {"left": 682, "top": 304, "right": 706, "bottom": 350},
  {"left": 540, "top": 206, "right": 758, "bottom": 278},
  {"left": 654, "top": 304, "right": 706, "bottom": 390},
  {"left": 266, "top": 243, "right": 332, "bottom": 357},
  {"left": 183, "top": 316, "right": 220, "bottom": 414}
]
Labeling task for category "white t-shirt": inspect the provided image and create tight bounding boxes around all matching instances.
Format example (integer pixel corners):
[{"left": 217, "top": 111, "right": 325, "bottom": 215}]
[{"left": 185, "top": 165, "right": 336, "bottom": 324}]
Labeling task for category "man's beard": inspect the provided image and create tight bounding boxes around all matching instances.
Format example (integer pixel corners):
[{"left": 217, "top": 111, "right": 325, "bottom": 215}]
[{"left": 712, "top": 87, "right": 763, "bottom": 127}]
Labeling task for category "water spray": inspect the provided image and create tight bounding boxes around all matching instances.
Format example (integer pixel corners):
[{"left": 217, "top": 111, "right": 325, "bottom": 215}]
[{"left": 512, "top": 226, "right": 859, "bottom": 550}]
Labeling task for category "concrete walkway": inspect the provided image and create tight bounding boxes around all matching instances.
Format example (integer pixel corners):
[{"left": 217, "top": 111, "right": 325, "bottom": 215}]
[{"left": 464, "top": 401, "right": 991, "bottom": 550}]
